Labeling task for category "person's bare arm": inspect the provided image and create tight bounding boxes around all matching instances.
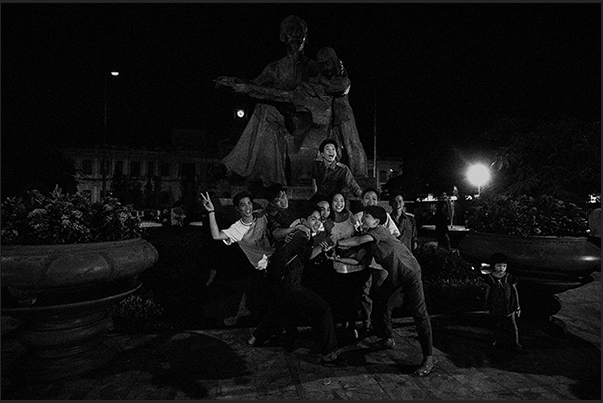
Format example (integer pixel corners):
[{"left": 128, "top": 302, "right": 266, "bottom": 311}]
[
  {"left": 512, "top": 283, "right": 521, "bottom": 317},
  {"left": 328, "top": 247, "right": 367, "bottom": 265},
  {"left": 311, "top": 178, "right": 318, "bottom": 195},
  {"left": 274, "top": 223, "right": 311, "bottom": 242},
  {"left": 200, "top": 192, "right": 229, "bottom": 241},
  {"left": 310, "top": 243, "right": 326, "bottom": 260},
  {"left": 337, "top": 234, "right": 374, "bottom": 248}
]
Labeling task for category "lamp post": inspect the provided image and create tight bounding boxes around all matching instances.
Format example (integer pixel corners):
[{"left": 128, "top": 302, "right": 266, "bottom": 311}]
[
  {"left": 101, "top": 71, "right": 119, "bottom": 199},
  {"left": 467, "top": 163, "right": 491, "bottom": 197}
]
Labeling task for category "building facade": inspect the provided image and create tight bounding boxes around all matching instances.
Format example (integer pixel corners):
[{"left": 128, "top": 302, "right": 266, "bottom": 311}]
[{"left": 60, "top": 145, "right": 222, "bottom": 210}]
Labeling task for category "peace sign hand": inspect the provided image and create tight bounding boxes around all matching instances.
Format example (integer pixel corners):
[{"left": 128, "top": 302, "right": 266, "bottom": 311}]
[{"left": 200, "top": 191, "right": 215, "bottom": 212}]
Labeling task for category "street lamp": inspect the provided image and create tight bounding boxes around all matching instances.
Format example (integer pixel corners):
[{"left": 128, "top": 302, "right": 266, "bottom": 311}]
[
  {"left": 101, "top": 71, "right": 119, "bottom": 199},
  {"left": 467, "top": 163, "right": 491, "bottom": 197}
]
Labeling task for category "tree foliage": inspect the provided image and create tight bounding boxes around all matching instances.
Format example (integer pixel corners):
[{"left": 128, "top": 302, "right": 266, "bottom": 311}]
[{"left": 484, "top": 117, "right": 600, "bottom": 203}]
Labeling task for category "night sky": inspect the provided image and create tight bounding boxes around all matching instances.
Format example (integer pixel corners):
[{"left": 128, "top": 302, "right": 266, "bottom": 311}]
[{"left": 2, "top": 3, "right": 600, "bottom": 192}]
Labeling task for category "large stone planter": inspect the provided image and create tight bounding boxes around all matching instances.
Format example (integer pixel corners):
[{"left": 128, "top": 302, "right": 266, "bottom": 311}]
[
  {"left": 1, "top": 238, "right": 158, "bottom": 383},
  {"left": 458, "top": 231, "right": 600, "bottom": 319}
]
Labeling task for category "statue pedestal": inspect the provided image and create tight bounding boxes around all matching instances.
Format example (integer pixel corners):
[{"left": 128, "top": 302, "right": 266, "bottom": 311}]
[
  {"left": 221, "top": 177, "right": 382, "bottom": 219},
  {"left": 229, "top": 175, "right": 378, "bottom": 202}
]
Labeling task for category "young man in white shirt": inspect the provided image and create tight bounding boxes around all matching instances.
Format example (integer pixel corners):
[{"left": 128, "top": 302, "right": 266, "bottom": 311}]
[{"left": 201, "top": 191, "right": 275, "bottom": 325}]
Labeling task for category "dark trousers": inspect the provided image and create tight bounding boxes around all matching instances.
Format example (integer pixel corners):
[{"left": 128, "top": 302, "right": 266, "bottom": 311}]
[
  {"left": 493, "top": 312, "right": 520, "bottom": 345},
  {"left": 371, "top": 273, "right": 433, "bottom": 356},
  {"left": 328, "top": 269, "right": 371, "bottom": 326},
  {"left": 253, "top": 285, "right": 338, "bottom": 356}
]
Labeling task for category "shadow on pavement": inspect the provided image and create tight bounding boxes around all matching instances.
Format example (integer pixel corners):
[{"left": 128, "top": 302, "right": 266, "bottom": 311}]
[
  {"left": 430, "top": 313, "right": 601, "bottom": 400},
  {"left": 2, "top": 332, "right": 251, "bottom": 400}
]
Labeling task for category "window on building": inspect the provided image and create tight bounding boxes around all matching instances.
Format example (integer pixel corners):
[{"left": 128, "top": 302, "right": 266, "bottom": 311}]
[
  {"left": 81, "top": 189, "right": 92, "bottom": 201},
  {"left": 161, "top": 162, "right": 170, "bottom": 177},
  {"left": 82, "top": 159, "right": 93, "bottom": 175},
  {"left": 160, "top": 191, "right": 171, "bottom": 205},
  {"left": 130, "top": 161, "right": 141, "bottom": 176},
  {"left": 114, "top": 161, "right": 124, "bottom": 176},
  {"left": 181, "top": 163, "right": 196, "bottom": 183},
  {"left": 102, "top": 159, "right": 110, "bottom": 175},
  {"left": 147, "top": 162, "right": 155, "bottom": 177}
]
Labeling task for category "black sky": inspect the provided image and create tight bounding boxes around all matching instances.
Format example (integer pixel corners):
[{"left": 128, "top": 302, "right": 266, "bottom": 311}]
[{"left": 1, "top": 3, "right": 600, "bottom": 190}]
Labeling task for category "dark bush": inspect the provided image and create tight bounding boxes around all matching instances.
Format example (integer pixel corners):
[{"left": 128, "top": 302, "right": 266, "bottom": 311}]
[
  {"left": 416, "top": 243, "right": 487, "bottom": 315},
  {"left": 110, "top": 226, "right": 488, "bottom": 331}
]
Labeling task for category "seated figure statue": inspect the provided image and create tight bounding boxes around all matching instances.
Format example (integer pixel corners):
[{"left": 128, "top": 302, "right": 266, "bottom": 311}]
[
  {"left": 314, "top": 46, "right": 368, "bottom": 178},
  {"left": 215, "top": 15, "right": 333, "bottom": 187}
]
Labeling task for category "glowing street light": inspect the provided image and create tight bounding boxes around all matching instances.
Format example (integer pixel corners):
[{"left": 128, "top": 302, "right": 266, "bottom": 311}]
[{"left": 467, "top": 163, "right": 491, "bottom": 197}]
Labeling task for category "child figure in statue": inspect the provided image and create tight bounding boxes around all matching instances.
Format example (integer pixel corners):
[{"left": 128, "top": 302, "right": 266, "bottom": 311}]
[{"left": 315, "top": 46, "right": 368, "bottom": 177}]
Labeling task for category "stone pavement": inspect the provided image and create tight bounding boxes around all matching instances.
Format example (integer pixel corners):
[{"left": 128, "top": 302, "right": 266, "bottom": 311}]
[{"left": 1, "top": 272, "right": 600, "bottom": 400}]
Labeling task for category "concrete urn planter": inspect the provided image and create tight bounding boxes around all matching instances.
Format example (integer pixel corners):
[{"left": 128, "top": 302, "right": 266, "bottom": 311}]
[
  {"left": 1, "top": 238, "right": 158, "bottom": 383},
  {"left": 459, "top": 231, "right": 600, "bottom": 319}
]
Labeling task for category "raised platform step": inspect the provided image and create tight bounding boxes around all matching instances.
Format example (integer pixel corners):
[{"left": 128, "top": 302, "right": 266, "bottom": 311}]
[{"left": 227, "top": 176, "right": 379, "bottom": 201}]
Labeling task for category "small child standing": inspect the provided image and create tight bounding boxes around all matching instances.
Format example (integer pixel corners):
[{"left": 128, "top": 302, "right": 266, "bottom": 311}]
[{"left": 481, "top": 253, "right": 522, "bottom": 351}]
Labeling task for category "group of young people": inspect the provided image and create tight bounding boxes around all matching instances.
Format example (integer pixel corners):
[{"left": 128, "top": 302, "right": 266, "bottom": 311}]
[
  {"left": 200, "top": 137, "right": 523, "bottom": 377},
  {"left": 200, "top": 139, "right": 435, "bottom": 376}
]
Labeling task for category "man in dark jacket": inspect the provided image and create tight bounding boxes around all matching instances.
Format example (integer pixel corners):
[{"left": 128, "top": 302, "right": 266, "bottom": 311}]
[{"left": 248, "top": 202, "right": 347, "bottom": 367}]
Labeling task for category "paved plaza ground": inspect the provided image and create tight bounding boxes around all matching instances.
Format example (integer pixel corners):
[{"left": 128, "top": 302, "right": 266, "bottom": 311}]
[{"left": 1, "top": 271, "right": 599, "bottom": 400}]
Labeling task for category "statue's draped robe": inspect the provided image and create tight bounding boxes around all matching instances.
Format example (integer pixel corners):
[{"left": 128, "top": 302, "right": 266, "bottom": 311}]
[
  {"left": 222, "top": 54, "right": 332, "bottom": 186},
  {"left": 322, "top": 72, "right": 368, "bottom": 177}
]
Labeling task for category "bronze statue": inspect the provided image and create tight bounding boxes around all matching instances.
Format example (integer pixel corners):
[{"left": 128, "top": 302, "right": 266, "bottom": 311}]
[
  {"left": 216, "top": 15, "right": 332, "bottom": 186},
  {"left": 315, "top": 47, "right": 368, "bottom": 177},
  {"left": 215, "top": 15, "right": 368, "bottom": 186}
]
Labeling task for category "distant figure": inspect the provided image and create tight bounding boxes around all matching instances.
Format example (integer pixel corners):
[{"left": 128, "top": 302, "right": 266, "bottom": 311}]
[
  {"left": 434, "top": 200, "right": 451, "bottom": 250},
  {"left": 588, "top": 207, "right": 600, "bottom": 238},
  {"left": 451, "top": 186, "right": 459, "bottom": 226},
  {"left": 479, "top": 253, "right": 522, "bottom": 352},
  {"left": 310, "top": 139, "right": 363, "bottom": 200},
  {"left": 389, "top": 194, "right": 418, "bottom": 254},
  {"left": 170, "top": 200, "right": 186, "bottom": 226},
  {"left": 441, "top": 191, "right": 453, "bottom": 228},
  {"left": 315, "top": 46, "right": 368, "bottom": 177},
  {"left": 159, "top": 208, "right": 170, "bottom": 226}
]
